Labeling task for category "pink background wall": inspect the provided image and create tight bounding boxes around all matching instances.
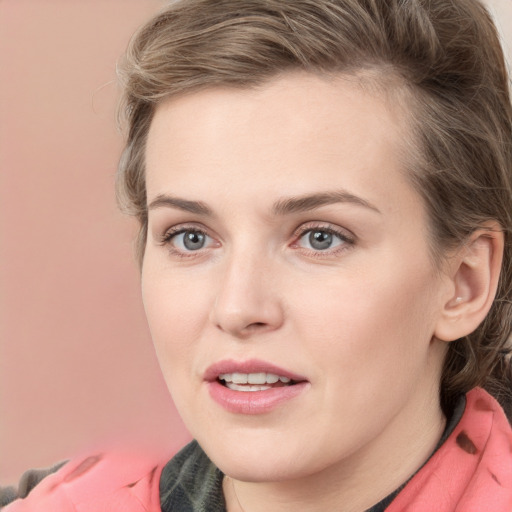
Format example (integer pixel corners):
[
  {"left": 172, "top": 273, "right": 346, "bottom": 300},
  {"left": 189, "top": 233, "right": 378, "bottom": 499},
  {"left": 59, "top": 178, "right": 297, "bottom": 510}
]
[
  {"left": 0, "top": 0, "right": 191, "bottom": 484},
  {"left": 1, "top": 0, "right": 511, "bottom": 486}
]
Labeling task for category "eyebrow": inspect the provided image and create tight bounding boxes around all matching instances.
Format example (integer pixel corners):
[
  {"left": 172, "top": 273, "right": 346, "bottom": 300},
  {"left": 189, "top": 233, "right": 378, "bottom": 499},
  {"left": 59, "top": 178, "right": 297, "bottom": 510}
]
[
  {"left": 148, "top": 194, "right": 213, "bottom": 215},
  {"left": 272, "top": 190, "right": 381, "bottom": 215},
  {"left": 147, "top": 189, "right": 380, "bottom": 217}
]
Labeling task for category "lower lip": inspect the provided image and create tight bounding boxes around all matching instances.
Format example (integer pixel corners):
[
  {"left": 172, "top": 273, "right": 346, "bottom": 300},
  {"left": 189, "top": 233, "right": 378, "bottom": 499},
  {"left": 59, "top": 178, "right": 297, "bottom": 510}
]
[{"left": 207, "top": 380, "right": 309, "bottom": 415}]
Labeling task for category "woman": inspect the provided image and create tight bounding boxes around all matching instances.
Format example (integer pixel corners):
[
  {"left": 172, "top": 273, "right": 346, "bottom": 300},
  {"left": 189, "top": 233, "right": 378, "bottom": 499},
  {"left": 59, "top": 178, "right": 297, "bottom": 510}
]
[{"left": 3, "top": 0, "right": 512, "bottom": 510}]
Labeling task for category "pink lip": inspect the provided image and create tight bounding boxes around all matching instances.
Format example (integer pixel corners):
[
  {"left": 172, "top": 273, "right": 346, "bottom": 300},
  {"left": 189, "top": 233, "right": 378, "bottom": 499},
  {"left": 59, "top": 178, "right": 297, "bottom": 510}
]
[
  {"left": 203, "top": 358, "right": 307, "bottom": 383},
  {"left": 204, "top": 359, "right": 309, "bottom": 415}
]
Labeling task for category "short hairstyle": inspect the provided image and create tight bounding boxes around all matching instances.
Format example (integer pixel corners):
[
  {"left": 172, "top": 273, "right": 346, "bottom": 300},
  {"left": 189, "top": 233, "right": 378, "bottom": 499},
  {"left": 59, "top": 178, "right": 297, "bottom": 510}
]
[{"left": 116, "top": 0, "right": 512, "bottom": 417}]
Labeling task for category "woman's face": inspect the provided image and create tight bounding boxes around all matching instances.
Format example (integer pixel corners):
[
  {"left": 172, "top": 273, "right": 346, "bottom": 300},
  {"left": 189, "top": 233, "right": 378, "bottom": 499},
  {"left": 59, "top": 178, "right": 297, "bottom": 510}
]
[{"left": 142, "top": 73, "right": 451, "bottom": 482}]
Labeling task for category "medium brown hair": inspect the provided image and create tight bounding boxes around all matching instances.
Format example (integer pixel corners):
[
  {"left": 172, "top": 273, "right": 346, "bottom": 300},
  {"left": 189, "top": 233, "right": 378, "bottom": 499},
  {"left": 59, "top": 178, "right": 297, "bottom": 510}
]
[{"left": 117, "top": 0, "right": 512, "bottom": 417}]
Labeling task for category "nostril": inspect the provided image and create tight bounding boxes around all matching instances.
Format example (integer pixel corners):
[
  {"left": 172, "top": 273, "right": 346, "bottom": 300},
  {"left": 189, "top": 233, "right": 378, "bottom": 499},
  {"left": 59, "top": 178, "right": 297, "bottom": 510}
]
[
  {"left": 210, "top": 294, "right": 284, "bottom": 336},
  {"left": 247, "top": 322, "right": 268, "bottom": 330}
]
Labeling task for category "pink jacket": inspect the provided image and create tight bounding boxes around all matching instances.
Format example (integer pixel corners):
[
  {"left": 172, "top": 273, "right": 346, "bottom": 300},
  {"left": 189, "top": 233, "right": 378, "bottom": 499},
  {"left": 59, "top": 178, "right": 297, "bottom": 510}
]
[
  {"left": 4, "top": 388, "right": 512, "bottom": 511},
  {"left": 3, "top": 448, "right": 167, "bottom": 512},
  {"left": 387, "top": 387, "right": 512, "bottom": 511}
]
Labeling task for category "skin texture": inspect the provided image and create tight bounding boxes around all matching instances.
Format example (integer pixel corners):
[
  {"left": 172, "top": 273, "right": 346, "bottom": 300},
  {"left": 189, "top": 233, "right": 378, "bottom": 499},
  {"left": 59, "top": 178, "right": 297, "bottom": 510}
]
[{"left": 141, "top": 73, "right": 485, "bottom": 511}]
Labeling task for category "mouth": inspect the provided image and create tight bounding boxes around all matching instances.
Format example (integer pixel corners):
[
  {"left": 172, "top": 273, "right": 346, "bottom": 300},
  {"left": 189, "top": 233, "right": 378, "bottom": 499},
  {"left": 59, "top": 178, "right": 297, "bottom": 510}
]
[
  {"left": 204, "top": 359, "right": 307, "bottom": 388},
  {"left": 217, "top": 372, "right": 296, "bottom": 392},
  {"left": 204, "top": 359, "right": 309, "bottom": 414}
]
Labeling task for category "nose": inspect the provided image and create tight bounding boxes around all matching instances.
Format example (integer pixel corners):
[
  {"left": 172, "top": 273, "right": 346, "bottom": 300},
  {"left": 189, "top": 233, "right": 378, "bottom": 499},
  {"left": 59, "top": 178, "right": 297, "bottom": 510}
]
[{"left": 209, "top": 251, "right": 284, "bottom": 338}]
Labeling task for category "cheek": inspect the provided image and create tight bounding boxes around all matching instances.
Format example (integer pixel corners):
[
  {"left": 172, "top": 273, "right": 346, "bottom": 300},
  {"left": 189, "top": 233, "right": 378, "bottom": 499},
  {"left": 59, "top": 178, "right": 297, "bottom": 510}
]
[
  {"left": 294, "top": 262, "right": 439, "bottom": 385},
  {"left": 141, "top": 269, "right": 211, "bottom": 379},
  {"left": 286, "top": 266, "right": 441, "bottom": 450}
]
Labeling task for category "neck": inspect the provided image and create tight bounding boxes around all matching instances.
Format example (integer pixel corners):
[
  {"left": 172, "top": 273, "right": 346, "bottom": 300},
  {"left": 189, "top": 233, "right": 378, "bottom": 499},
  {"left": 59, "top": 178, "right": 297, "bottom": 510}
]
[{"left": 223, "top": 388, "right": 446, "bottom": 512}]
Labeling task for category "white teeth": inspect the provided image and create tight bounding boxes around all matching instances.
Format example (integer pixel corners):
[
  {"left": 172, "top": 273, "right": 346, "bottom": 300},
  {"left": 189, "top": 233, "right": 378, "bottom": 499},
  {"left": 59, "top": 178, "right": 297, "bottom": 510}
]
[
  {"left": 266, "top": 374, "right": 279, "bottom": 384},
  {"left": 247, "top": 372, "right": 266, "bottom": 384},
  {"left": 232, "top": 372, "right": 248, "bottom": 384},
  {"left": 219, "top": 372, "right": 292, "bottom": 385}
]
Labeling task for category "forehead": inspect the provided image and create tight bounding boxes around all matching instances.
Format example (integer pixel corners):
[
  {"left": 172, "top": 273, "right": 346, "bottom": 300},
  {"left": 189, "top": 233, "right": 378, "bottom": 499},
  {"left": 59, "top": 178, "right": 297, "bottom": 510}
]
[{"left": 145, "top": 72, "right": 414, "bottom": 213}]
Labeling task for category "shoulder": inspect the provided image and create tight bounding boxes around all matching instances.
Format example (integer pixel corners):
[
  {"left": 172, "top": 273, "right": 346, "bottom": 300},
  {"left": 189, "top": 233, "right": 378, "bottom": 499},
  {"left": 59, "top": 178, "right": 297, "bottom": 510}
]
[
  {"left": 2, "top": 445, "right": 176, "bottom": 512},
  {"left": 388, "top": 387, "right": 512, "bottom": 512},
  {"left": 1, "top": 461, "right": 68, "bottom": 508}
]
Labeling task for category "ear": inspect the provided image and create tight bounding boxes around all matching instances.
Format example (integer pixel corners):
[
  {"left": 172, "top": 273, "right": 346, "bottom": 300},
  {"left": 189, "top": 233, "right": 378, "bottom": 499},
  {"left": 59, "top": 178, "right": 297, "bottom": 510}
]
[{"left": 434, "top": 221, "right": 504, "bottom": 342}]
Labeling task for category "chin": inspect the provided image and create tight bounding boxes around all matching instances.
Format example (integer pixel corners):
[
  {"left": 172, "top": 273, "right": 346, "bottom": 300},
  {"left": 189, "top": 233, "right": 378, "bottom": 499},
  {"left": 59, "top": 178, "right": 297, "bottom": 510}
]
[
  {"left": 196, "top": 431, "right": 323, "bottom": 483},
  {"left": 216, "top": 456, "right": 310, "bottom": 483}
]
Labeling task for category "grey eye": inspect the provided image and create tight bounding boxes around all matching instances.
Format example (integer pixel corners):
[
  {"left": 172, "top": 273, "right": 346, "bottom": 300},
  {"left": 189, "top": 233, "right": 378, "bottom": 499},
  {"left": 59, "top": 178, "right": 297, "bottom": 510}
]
[
  {"left": 183, "top": 231, "right": 206, "bottom": 250},
  {"left": 309, "top": 231, "right": 333, "bottom": 250},
  {"left": 173, "top": 230, "right": 208, "bottom": 251},
  {"left": 298, "top": 229, "right": 344, "bottom": 251}
]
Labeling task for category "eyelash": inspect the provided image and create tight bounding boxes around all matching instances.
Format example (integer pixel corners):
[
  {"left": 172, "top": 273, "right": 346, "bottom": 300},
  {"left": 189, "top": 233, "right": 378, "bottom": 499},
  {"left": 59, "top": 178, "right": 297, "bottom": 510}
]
[
  {"left": 158, "top": 222, "right": 355, "bottom": 258},
  {"left": 160, "top": 226, "right": 205, "bottom": 243},
  {"left": 291, "top": 223, "right": 355, "bottom": 257},
  {"left": 159, "top": 225, "right": 215, "bottom": 258}
]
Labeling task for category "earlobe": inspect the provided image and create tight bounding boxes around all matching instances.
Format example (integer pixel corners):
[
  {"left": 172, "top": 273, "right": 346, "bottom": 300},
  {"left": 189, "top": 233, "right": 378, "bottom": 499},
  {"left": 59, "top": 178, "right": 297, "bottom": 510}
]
[{"left": 434, "top": 222, "right": 504, "bottom": 342}]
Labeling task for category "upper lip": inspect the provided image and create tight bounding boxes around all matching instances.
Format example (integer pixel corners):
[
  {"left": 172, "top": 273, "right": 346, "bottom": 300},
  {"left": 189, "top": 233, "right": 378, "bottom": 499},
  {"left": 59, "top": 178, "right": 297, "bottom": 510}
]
[{"left": 204, "top": 359, "right": 308, "bottom": 383}]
